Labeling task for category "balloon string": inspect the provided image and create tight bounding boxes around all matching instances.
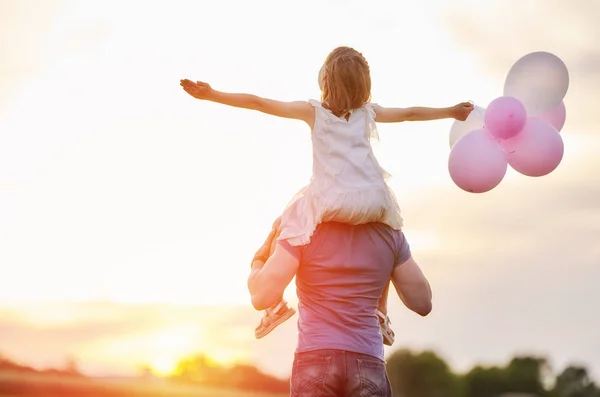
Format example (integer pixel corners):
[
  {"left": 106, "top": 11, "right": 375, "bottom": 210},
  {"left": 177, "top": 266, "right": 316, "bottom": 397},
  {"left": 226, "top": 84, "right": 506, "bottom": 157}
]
[
  {"left": 493, "top": 137, "right": 515, "bottom": 155},
  {"left": 467, "top": 100, "right": 486, "bottom": 117},
  {"left": 493, "top": 137, "right": 506, "bottom": 154}
]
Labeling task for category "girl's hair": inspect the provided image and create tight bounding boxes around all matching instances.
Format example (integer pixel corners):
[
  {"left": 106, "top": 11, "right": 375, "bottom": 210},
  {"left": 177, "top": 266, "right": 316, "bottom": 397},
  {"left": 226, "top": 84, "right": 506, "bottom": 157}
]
[{"left": 320, "top": 46, "right": 372, "bottom": 118}]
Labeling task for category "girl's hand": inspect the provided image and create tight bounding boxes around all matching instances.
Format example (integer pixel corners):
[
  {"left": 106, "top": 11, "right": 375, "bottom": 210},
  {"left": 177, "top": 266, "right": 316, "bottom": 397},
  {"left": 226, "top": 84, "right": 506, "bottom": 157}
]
[
  {"left": 451, "top": 102, "right": 474, "bottom": 121},
  {"left": 180, "top": 79, "right": 214, "bottom": 100}
]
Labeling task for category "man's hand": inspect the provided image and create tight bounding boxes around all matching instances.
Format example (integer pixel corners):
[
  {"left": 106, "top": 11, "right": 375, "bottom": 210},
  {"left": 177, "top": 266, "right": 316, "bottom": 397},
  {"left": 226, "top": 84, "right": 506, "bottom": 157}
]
[
  {"left": 451, "top": 102, "right": 474, "bottom": 121},
  {"left": 180, "top": 79, "right": 214, "bottom": 100}
]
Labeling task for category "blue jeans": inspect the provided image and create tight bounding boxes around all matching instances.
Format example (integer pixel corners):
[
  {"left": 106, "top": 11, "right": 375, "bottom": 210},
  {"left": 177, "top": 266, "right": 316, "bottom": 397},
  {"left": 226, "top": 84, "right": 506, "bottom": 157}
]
[{"left": 290, "top": 349, "right": 392, "bottom": 397}]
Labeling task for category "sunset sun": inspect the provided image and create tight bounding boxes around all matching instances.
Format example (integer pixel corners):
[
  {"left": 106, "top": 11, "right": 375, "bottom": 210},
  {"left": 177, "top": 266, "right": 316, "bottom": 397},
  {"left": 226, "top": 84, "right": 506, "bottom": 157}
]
[{"left": 150, "top": 356, "right": 179, "bottom": 377}]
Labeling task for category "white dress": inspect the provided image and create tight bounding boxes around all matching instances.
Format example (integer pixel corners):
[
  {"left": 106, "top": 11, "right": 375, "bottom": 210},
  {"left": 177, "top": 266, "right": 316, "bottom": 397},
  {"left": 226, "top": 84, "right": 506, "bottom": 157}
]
[{"left": 277, "top": 100, "right": 403, "bottom": 246}]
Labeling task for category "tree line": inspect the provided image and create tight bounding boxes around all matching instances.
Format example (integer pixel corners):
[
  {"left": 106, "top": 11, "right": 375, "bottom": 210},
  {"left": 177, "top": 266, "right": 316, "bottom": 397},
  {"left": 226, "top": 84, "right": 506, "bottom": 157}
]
[
  {"left": 385, "top": 349, "right": 600, "bottom": 397},
  {"left": 170, "top": 349, "right": 600, "bottom": 397},
  {"left": 0, "top": 349, "right": 598, "bottom": 396}
]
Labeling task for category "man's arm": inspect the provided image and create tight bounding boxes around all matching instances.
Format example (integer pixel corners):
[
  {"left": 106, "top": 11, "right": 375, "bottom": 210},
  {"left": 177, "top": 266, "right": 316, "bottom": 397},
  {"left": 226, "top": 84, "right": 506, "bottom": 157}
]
[
  {"left": 248, "top": 243, "right": 299, "bottom": 310},
  {"left": 180, "top": 79, "right": 315, "bottom": 126},
  {"left": 390, "top": 256, "right": 432, "bottom": 316},
  {"left": 372, "top": 102, "right": 473, "bottom": 123}
]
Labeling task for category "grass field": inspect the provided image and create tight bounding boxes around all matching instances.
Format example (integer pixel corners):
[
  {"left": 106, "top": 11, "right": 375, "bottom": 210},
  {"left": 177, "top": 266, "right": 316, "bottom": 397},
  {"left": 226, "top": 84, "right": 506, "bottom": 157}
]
[{"left": 0, "top": 371, "right": 288, "bottom": 397}]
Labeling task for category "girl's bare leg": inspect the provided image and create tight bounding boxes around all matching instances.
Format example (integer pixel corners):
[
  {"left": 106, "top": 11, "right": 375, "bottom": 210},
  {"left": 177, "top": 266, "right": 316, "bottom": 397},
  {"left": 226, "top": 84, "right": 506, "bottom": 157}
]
[
  {"left": 251, "top": 217, "right": 281, "bottom": 268},
  {"left": 252, "top": 217, "right": 296, "bottom": 339}
]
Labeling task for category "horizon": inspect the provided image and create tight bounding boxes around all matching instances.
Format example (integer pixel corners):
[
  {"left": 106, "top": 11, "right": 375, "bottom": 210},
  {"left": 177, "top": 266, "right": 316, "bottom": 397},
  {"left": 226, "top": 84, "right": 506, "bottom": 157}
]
[
  {"left": 2, "top": 299, "right": 599, "bottom": 381},
  {"left": 1, "top": 0, "right": 599, "bottom": 384}
]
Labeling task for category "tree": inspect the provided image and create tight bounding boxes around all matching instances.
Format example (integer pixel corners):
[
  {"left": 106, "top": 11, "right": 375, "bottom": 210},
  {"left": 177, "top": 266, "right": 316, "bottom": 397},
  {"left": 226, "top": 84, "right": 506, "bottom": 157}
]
[
  {"left": 138, "top": 364, "right": 156, "bottom": 379},
  {"left": 504, "top": 356, "right": 549, "bottom": 396},
  {"left": 386, "top": 349, "right": 460, "bottom": 397},
  {"left": 463, "top": 364, "right": 508, "bottom": 397},
  {"left": 463, "top": 356, "right": 550, "bottom": 397},
  {"left": 552, "top": 366, "right": 600, "bottom": 397},
  {"left": 61, "top": 356, "right": 81, "bottom": 376},
  {"left": 172, "top": 354, "right": 224, "bottom": 384},
  {"left": 170, "top": 353, "right": 288, "bottom": 393}
]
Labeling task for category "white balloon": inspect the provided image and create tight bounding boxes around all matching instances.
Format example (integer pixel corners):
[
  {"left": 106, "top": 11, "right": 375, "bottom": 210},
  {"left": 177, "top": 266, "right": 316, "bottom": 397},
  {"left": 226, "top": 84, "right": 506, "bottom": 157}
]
[
  {"left": 503, "top": 51, "right": 569, "bottom": 116},
  {"left": 449, "top": 105, "right": 486, "bottom": 149}
]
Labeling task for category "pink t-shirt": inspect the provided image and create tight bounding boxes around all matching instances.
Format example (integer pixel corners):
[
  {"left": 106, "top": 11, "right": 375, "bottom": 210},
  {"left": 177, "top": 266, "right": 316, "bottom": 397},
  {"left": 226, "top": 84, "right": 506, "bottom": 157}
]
[{"left": 280, "top": 221, "right": 411, "bottom": 361}]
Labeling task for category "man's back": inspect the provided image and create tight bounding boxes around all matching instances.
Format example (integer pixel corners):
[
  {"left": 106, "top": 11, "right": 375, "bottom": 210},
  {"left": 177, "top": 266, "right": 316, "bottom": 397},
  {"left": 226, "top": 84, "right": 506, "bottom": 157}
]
[
  {"left": 283, "top": 221, "right": 411, "bottom": 360},
  {"left": 249, "top": 219, "right": 430, "bottom": 397}
]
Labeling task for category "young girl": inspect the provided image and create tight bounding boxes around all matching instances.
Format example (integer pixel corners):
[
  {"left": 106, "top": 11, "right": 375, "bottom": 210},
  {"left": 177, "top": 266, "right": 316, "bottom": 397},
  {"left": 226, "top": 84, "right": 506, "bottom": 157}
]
[{"left": 181, "top": 46, "right": 473, "bottom": 344}]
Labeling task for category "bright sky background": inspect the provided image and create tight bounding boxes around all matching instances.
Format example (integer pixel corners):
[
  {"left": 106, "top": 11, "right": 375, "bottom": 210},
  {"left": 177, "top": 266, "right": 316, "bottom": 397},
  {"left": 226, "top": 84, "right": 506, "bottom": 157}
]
[{"left": 1, "top": 0, "right": 599, "bottom": 381}]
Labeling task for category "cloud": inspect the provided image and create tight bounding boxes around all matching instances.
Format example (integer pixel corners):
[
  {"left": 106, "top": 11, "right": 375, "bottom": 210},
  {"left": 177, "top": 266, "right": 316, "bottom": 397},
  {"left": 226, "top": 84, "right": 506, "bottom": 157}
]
[
  {"left": 0, "top": 1, "right": 69, "bottom": 109},
  {"left": 0, "top": 303, "right": 184, "bottom": 361},
  {"left": 439, "top": 0, "right": 600, "bottom": 131},
  {"left": 0, "top": 0, "right": 113, "bottom": 113},
  {"left": 0, "top": 302, "right": 287, "bottom": 376}
]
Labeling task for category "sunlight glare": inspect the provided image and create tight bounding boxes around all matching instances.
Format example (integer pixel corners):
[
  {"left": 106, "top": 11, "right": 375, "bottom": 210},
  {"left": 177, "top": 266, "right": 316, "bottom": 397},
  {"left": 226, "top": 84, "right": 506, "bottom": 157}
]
[
  {"left": 207, "top": 350, "right": 251, "bottom": 368},
  {"left": 150, "top": 355, "right": 179, "bottom": 376}
]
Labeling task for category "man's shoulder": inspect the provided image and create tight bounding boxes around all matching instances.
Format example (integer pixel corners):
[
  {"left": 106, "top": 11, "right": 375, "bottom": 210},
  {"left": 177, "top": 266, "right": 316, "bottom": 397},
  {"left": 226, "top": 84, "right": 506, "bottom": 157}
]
[
  {"left": 308, "top": 222, "right": 403, "bottom": 262},
  {"left": 317, "top": 221, "right": 400, "bottom": 241},
  {"left": 319, "top": 221, "right": 397, "bottom": 231}
]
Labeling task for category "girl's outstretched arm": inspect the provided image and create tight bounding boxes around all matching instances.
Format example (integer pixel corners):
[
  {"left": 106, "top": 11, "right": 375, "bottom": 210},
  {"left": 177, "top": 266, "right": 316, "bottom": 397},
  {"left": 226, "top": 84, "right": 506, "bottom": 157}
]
[
  {"left": 180, "top": 79, "right": 314, "bottom": 127},
  {"left": 372, "top": 102, "right": 473, "bottom": 123}
]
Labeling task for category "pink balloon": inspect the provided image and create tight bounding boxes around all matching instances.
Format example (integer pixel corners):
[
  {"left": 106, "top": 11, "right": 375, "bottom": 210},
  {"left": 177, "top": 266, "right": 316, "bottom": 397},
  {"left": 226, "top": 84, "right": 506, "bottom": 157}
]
[
  {"left": 538, "top": 101, "right": 566, "bottom": 132},
  {"left": 484, "top": 96, "right": 527, "bottom": 140},
  {"left": 501, "top": 118, "right": 564, "bottom": 177},
  {"left": 448, "top": 129, "right": 508, "bottom": 193}
]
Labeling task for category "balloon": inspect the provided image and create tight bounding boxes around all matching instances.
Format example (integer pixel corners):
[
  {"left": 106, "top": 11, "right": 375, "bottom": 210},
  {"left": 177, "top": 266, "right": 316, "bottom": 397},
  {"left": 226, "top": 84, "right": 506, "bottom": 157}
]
[
  {"left": 484, "top": 96, "right": 527, "bottom": 140},
  {"left": 448, "top": 129, "right": 508, "bottom": 193},
  {"left": 449, "top": 105, "right": 486, "bottom": 148},
  {"left": 538, "top": 101, "right": 566, "bottom": 132},
  {"left": 501, "top": 118, "right": 564, "bottom": 177},
  {"left": 504, "top": 51, "right": 569, "bottom": 116}
]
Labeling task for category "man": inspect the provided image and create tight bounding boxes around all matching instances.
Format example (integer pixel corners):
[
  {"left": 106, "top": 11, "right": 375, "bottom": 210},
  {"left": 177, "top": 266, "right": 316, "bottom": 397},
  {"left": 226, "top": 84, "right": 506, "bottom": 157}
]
[{"left": 248, "top": 219, "right": 432, "bottom": 397}]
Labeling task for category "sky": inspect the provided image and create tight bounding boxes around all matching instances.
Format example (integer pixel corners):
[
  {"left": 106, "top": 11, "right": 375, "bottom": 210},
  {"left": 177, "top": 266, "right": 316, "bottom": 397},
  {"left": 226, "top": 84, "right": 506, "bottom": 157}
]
[{"left": 0, "top": 0, "right": 599, "bottom": 381}]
